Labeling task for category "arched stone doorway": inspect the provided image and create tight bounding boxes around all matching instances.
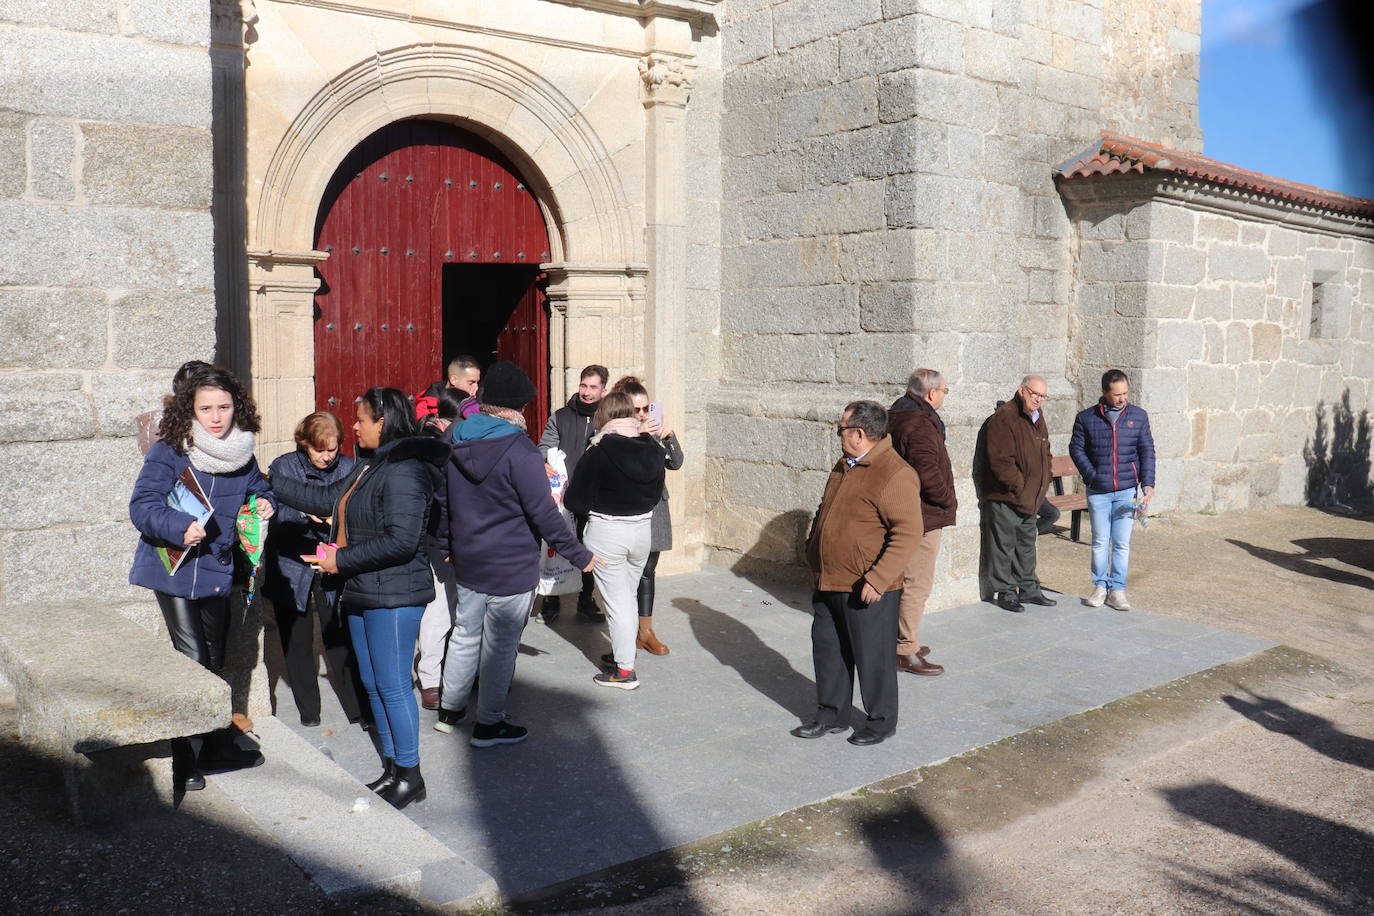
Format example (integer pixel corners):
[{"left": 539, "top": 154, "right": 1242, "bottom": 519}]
[{"left": 313, "top": 119, "right": 553, "bottom": 442}]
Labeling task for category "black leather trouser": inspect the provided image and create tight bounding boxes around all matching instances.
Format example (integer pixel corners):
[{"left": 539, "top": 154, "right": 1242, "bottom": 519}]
[
  {"left": 156, "top": 591, "right": 230, "bottom": 672},
  {"left": 636, "top": 550, "right": 661, "bottom": 617}
]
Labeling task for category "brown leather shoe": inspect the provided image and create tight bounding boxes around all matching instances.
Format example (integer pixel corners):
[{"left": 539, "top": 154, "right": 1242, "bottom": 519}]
[
  {"left": 636, "top": 620, "right": 670, "bottom": 656},
  {"left": 917, "top": 646, "right": 931, "bottom": 658},
  {"left": 232, "top": 712, "right": 254, "bottom": 733},
  {"left": 420, "top": 687, "right": 440, "bottom": 710},
  {"left": 897, "top": 653, "right": 945, "bottom": 676}
]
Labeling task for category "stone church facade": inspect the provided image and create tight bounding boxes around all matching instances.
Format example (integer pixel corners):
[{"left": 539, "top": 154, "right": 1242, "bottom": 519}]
[{"left": 2, "top": 0, "right": 1371, "bottom": 619}]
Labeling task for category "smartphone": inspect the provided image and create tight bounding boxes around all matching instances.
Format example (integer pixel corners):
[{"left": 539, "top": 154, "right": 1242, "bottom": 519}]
[{"left": 647, "top": 401, "right": 664, "bottom": 426}]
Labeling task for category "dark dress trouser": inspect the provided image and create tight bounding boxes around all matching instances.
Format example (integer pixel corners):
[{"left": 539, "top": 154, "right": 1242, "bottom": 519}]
[
  {"left": 273, "top": 584, "right": 368, "bottom": 723},
  {"left": 982, "top": 500, "right": 1044, "bottom": 598},
  {"left": 811, "top": 588, "right": 900, "bottom": 736}
]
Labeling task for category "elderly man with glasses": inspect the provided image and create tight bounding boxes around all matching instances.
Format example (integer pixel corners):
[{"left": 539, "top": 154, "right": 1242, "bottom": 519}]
[{"left": 977, "top": 375, "right": 1056, "bottom": 613}]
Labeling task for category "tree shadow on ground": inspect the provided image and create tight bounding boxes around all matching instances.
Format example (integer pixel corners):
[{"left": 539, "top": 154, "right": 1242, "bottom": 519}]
[
  {"left": 1224, "top": 538, "right": 1374, "bottom": 590},
  {"left": 1222, "top": 690, "right": 1374, "bottom": 771},
  {"left": 849, "top": 797, "right": 966, "bottom": 915},
  {"left": 1160, "top": 781, "right": 1374, "bottom": 914},
  {"left": 1304, "top": 391, "right": 1373, "bottom": 511},
  {"left": 674, "top": 597, "right": 819, "bottom": 722}
]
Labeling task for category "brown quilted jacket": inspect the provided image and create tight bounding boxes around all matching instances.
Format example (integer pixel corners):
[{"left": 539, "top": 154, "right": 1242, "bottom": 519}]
[{"left": 977, "top": 395, "right": 1052, "bottom": 516}]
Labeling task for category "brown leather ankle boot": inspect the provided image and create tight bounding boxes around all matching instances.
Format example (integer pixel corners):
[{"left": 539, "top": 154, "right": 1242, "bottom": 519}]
[{"left": 635, "top": 618, "right": 669, "bottom": 656}]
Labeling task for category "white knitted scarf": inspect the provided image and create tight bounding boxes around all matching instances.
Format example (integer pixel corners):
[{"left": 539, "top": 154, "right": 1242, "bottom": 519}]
[
  {"left": 589, "top": 416, "right": 640, "bottom": 446},
  {"left": 187, "top": 421, "right": 256, "bottom": 474}
]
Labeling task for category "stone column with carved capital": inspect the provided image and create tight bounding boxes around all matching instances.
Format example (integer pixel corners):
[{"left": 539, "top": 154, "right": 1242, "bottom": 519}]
[
  {"left": 544, "top": 263, "right": 649, "bottom": 405},
  {"left": 640, "top": 49, "right": 698, "bottom": 571}
]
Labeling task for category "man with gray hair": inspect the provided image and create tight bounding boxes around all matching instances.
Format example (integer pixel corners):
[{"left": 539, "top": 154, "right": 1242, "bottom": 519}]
[
  {"left": 976, "top": 375, "right": 1055, "bottom": 613},
  {"left": 888, "top": 368, "right": 957, "bottom": 675},
  {"left": 797, "top": 400, "right": 923, "bottom": 746}
]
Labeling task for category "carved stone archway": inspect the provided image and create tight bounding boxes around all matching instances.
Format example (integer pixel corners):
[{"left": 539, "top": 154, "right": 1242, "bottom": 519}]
[{"left": 246, "top": 43, "right": 648, "bottom": 455}]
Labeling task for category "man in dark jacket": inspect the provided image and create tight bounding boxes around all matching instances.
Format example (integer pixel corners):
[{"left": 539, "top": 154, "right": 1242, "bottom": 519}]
[
  {"left": 977, "top": 375, "right": 1055, "bottom": 613},
  {"left": 1069, "top": 369, "right": 1155, "bottom": 611},
  {"left": 434, "top": 362, "right": 597, "bottom": 746},
  {"left": 888, "top": 368, "right": 956, "bottom": 676},
  {"left": 536, "top": 363, "right": 608, "bottom": 623}
]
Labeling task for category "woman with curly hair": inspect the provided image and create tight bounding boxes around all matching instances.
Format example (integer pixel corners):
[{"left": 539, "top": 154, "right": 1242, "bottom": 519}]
[
  {"left": 129, "top": 365, "right": 277, "bottom": 790},
  {"left": 270, "top": 387, "right": 449, "bottom": 810}
]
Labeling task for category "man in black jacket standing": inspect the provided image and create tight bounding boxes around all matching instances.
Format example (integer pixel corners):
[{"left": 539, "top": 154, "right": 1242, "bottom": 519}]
[{"left": 536, "top": 364, "right": 608, "bottom": 623}]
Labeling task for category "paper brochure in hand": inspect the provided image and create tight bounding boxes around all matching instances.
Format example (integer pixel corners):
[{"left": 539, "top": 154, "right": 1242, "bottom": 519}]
[{"left": 156, "top": 467, "right": 214, "bottom": 575}]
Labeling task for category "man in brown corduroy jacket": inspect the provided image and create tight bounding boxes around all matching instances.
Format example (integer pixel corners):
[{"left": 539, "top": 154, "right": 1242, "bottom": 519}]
[
  {"left": 797, "top": 400, "right": 923, "bottom": 747},
  {"left": 977, "top": 375, "right": 1055, "bottom": 613}
]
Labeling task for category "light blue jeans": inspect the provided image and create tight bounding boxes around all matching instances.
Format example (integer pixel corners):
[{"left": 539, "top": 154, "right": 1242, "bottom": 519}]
[
  {"left": 1088, "top": 488, "right": 1136, "bottom": 591},
  {"left": 347, "top": 605, "right": 425, "bottom": 767},
  {"left": 439, "top": 585, "right": 535, "bottom": 725}
]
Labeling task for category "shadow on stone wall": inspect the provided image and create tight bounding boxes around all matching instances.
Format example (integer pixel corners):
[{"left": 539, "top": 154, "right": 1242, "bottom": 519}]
[
  {"left": 728, "top": 509, "right": 813, "bottom": 589},
  {"left": 1303, "top": 390, "right": 1373, "bottom": 509}
]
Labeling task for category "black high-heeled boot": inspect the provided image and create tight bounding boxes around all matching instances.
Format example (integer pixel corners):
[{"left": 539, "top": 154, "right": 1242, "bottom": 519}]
[
  {"left": 198, "top": 727, "right": 264, "bottom": 772},
  {"left": 378, "top": 764, "right": 426, "bottom": 810},
  {"left": 365, "top": 758, "right": 397, "bottom": 793}
]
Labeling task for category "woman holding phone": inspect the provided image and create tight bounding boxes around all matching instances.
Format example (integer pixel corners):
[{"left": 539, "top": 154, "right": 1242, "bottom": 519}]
[
  {"left": 269, "top": 388, "right": 447, "bottom": 810},
  {"left": 608, "top": 377, "right": 684, "bottom": 655},
  {"left": 129, "top": 365, "right": 277, "bottom": 790}
]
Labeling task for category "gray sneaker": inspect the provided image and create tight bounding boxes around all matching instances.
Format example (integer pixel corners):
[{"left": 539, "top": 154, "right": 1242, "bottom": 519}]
[
  {"left": 1106, "top": 589, "right": 1131, "bottom": 611},
  {"left": 1085, "top": 586, "right": 1107, "bottom": 607}
]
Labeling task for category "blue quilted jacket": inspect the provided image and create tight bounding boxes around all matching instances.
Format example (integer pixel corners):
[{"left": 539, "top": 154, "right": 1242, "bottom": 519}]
[{"left": 1069, "top": 402, "right": 1156, "bottom": 494}]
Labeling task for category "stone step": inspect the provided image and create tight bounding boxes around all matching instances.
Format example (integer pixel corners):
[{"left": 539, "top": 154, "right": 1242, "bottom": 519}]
[{"left": 211, "top": 716, "right": 498, "bottom": 907}]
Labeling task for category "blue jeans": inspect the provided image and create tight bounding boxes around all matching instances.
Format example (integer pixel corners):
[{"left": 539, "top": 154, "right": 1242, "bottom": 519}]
[
  {"left": 1088, "top": 488, "right": 1136, "bottom": 591},
  {"left": 439, "top": 585, "right": 535, "bottom": 725},
  {"left": 347, "top": 605, "right": 425, "bottom": 767}
]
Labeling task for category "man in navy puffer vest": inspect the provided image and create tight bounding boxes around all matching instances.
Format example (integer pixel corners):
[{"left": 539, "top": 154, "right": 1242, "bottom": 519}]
[{"left": 1069, "top": 369, "right": 1156, "bottom": 611}]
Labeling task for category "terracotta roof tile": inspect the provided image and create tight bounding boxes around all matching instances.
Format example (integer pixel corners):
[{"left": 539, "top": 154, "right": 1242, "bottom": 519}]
[{"left": 1056, "top": 131, "right": 1374, "bottom": 218}]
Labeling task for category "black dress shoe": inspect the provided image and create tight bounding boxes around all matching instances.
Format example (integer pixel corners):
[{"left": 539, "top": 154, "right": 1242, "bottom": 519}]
[
  {"left": 300, "top": 715, "right": 321, "bottom": 727},
  {"left": 791, "top": 722, "right": 847, "bottom": 739},
  {"left": 996, "top": 592, "right": 1025, "bottom": 613},
  {"left": 182, "top": 772, "right": 206, "bottom": 791},
  {"left": 1021, "top": 593, "right": 1057, "bottom": 606},
  {"left": 576, "top": 594, "right": 606, "bottom": 622},
  {"left": 847, "top": 729, "right": 890, "bottom": 746}
]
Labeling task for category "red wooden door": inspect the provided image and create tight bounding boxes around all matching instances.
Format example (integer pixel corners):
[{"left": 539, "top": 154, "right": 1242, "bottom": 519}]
[{"left": 313, "top": 120, "right": 551, "bottom": 448}]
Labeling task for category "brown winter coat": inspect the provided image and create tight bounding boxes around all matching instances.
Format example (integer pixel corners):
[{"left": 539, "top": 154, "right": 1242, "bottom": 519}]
[
  {"left": 805, "top": 437, "right": 924, "bottom": 594},
  {"left": 888, "top": 401, "right": 957, "bottom": 532},
  {"left": 978, "top": 394, "right": 1052, "bottom": 516}
]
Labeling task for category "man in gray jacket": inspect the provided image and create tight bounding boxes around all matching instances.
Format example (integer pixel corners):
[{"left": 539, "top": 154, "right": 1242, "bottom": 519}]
[{"left": 536, "top": 364, "right": 607, "bottom": 623}]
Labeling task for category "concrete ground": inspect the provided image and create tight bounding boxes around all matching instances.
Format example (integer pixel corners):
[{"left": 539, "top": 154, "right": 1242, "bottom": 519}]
[
  {"left": 536, "top": 505, "right": 1374, "bottom": 915},
  {"left": 1, "top": 505, "right": 1370, "bottom": 914}
]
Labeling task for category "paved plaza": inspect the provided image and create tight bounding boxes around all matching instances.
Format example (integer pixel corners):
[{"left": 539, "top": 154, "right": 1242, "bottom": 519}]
[{"left": 262, "top": 566, "right": 1273, "bottom": 898}]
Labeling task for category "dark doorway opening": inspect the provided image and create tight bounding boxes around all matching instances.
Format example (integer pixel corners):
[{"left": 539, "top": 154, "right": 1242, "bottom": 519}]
[{"left": 442, "top": 264, "right": 549, "bottom": 437}]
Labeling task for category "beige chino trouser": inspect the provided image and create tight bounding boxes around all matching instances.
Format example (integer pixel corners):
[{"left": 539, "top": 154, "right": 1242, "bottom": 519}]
[{"left": 897, "top": 528, "right": 941, "bottom": 656}]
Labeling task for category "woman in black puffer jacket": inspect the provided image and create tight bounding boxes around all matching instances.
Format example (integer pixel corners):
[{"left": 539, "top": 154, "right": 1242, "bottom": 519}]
[{"left": 271, "top": 387, "right": 447, "bottom": 811}]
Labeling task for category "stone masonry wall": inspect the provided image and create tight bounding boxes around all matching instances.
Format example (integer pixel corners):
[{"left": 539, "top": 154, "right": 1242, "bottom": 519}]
[
  {"left": 0, "top": 3, "right": 216, "bottom": 609},
  {"left": 710, "top": 0, "right": 1203, "bottom": 601},
  {"left": 1068, "top": 189, "right": 1374, "bottom": 514}
]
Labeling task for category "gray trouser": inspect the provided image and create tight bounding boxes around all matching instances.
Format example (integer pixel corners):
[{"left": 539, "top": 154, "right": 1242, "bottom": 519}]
[
  {"left": 583, "top": 514, "right": 651, "bottom": 671},
  {"left": 417, "top": 553, "right": 458, "bottom": 689},
  {"left": 439, "top": 584, "right": 534, "bottom": 724},
  {"left": 981, "top": 500, "right": 1044, "bottom": 598}
]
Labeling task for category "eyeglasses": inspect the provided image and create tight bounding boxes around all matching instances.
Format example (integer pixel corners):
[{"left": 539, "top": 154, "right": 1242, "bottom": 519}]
[
  {"left": 837, "top": 425, "right": 858, "bottom": 435},
  {"left": 933, "top": 386, "right": 950, "bottom": 394},
  {"left": 1023, "top": 389, "right": 1049, "bottom": 402}
]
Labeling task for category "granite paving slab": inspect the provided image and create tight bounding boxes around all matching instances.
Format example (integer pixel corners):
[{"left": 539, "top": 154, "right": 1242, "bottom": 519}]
[{"left": 270, "top": 566, "right": 1274, "bottom": 897}]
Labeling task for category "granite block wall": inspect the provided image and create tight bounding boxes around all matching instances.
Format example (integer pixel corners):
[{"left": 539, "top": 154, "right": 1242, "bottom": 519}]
[{"left": 0, "top": 3, "right": 216, "bottom": 610}]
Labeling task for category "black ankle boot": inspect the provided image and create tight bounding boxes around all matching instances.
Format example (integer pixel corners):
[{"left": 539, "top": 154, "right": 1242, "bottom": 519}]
[
  {"left": 378, "top": 764, "right": 425, "bottom": 810},
  {"left": 198, "top": 727, "right": 264, "bottom": 772},
  {"left": 365, "top": 758, "right": 397, "bottom": 793},
  {"left": 172, "top": 737, "right": 205, "bottom": 791}
]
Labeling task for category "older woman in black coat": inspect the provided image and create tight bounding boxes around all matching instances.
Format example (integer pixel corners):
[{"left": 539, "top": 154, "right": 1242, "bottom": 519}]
[
  {"left": 270, "top": 388, "right": 447, "bottom": 811},
  {"left": 265, "top": 411, "right": 368, "bottom": 727}
]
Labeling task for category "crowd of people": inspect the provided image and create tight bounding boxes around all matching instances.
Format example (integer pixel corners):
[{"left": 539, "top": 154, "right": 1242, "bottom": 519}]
[
  {"left": 127, "top": 357, "right": 1153, "bottom": 801},
  {"left": 126, "top": 359, "right": 681, "bottom": 808}
]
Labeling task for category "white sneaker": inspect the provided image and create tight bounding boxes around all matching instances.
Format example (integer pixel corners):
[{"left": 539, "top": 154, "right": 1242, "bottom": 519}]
[
  {"left": 1106, "top": 590, "right": 1131, "bottom": 611},
  {"left": 1084, "top": 586, "right": 1107, "bottom": 607}
]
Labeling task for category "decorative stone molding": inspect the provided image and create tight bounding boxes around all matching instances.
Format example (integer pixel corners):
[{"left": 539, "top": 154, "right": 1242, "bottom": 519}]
[
  {"left": 211, "top": 0, "right": 258, "bottom": 45},
  {"left": 247, "top": 248, "right": 328, "bottom": 310},
  {"left": 254, "top": 44, "right": 637, "bottom": 265},
  {"left": 639, "top": 54, "right": 692, "bottom": 109}
]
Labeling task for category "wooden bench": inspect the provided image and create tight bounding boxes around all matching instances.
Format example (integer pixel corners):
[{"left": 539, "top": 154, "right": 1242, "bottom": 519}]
[
  {"left": 0, "top": 602, "right": 230, "bottom": 823},
  {"left": 1047, "top": 455, "right": 1088, "bottom": 542}
]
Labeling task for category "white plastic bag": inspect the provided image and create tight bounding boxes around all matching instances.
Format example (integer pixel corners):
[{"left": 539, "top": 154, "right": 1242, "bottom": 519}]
[{"left": 537, "top": 448, "right": 581, "bottom": 596}]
